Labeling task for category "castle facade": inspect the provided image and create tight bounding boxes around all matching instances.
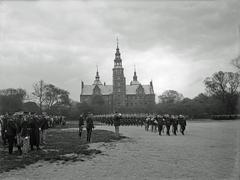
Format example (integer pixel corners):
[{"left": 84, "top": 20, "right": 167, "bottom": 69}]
[{"left": 80, "top": 42, "right": 155, "bottom": 112}]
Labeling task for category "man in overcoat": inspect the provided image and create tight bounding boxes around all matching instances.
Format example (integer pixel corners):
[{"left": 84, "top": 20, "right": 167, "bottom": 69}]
[{"left": 86, "top": 113, "right": 94, "bottom": 143}]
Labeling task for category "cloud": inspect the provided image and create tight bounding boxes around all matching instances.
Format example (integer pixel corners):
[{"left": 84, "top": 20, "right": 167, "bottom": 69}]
[{"left": 0, "top": 0, "right": 239, "bottom": 101}]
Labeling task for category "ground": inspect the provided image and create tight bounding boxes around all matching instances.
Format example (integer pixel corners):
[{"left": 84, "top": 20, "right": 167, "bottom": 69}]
[{"left": 0, "top": 120, "right": 240, "bottom": 180}]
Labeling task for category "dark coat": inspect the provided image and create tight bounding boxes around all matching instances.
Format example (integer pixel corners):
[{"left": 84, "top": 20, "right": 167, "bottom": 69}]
[
  {"left": 6, "top": 119, "right": 17, "bottom": 137},
  {"left": 20, "top": 121, "right": 29, "bottom": 137},
  {"left": 113, "top": 115, "right": 121, "bottom": 127},
  {"left": 86, "top": 117, "right": 94, "bottom": 129},
  {"left": 29, "top": 118, "right": 40, "bottom": 146},
  {"left": 157, "top": 118, "right": 164, "bottom": 126},
  {"left": 79, "top": 116, "right": 84, "bottom": 127},
  {"left": 179, "top": 119, "right": 186, "bottom": 126}
]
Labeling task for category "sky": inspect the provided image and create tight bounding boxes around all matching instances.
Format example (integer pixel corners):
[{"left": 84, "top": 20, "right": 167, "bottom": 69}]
[{"left": 0, "top": 0, "right": 239, "bottom": 102}]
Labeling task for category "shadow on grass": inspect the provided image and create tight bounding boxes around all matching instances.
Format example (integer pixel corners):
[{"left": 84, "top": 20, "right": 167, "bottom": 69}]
[{"left": 0, "top": 127, "right": 127, "bottom": 173}]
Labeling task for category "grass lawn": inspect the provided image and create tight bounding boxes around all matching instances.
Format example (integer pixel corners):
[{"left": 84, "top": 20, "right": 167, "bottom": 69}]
[{"left": 0, "top": 122, "right": 126, "bottom": 173}]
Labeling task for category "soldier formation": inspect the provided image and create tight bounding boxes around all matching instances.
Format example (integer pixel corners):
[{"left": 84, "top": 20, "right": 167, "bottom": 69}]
[
  {"left": 0, "top": 112, "right": 65, "bottom": 155},
  {"left": 94, "top": 113, "right": 187, "bottom": 136},
  {"left": 144, "top": 114, "right": 187, "bottom": 136}
]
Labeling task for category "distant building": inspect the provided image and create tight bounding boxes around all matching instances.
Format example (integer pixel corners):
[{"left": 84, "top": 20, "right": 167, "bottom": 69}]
[{"left": 80, "top": 41, "right": 155, "bottom": 112}]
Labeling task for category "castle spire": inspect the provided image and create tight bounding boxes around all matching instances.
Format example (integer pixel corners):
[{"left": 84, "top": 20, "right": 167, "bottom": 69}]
[
  {"left": 96, "top": 65, "right": 99, "bottom": 80},
  {"left": 117, "top": 37, "right": 119, "bottom": 49},
  {"left": 133, "top": 64, "right": 137, "bottom": 81},
  {"left": 130, "top": 65, "right": 140, "bottom": 85},
  {"left": 114, "top": 37, "right": 122, "bottom": 67},
  {"left": 93, "top": 66, "right": 102, "bottom": 85}
]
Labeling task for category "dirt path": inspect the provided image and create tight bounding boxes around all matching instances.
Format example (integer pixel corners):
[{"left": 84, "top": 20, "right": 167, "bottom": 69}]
[{"left": 0, "top": 121, "right": 239, "bottom": 180}]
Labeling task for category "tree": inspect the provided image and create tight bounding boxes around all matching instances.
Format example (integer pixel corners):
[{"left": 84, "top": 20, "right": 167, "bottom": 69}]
[
  {"left": 0, "top": 88, "right": 26, "bottom": 114},
  {"left": 204, "top": 71, "right": 240, "bottom": 114},
  {"left": 232, "top": 55, "right": 240, "bottom": 69},
  {"left": 44, "top": 84, "right": 70, "bottom": 111},
  {"left": 158, "top": 90, "right": 184, "bottom": 104},
  {"left": 32, "top": 80, "right": 46, "bottom": 113}
]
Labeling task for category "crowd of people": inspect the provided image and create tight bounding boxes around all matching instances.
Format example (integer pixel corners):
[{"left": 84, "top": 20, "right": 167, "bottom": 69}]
[
  {"left": 1, "top": 111, "right": 187, "bottom": 155},
  {"left": 0, "top": 112, "right": 66, "bottom": 155},
  {"left": 93, "top": 113, "right": 187, "bottom": 136}
]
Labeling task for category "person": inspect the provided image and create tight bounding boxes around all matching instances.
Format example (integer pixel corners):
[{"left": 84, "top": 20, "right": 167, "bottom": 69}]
[
  {"left": 178, "top": 115, "right": 187, "bottom": 135},
  {"left": 86, "top": 113, "right": 94, "bottom": 143},
  {"left": 165, "top": 114, "right": 171, "bottom": 136},
  {"left": 156, "top": 115, "right": 164, "bottom": 136},
  {"left": 40, "top": 115, "right": 48, "bottom": 145},
  {"left": 29, "top": 115, "right": 40, "bottom": 150},
  {"left": 15, "top": 115, "right": 23, "bottom": 155},
  {"left": 153, "top": 116, "right": 158, "bottom": 133},
  {"left": 21, "top": 115, "right": 30, "bottom": 154},
  {"left": 6, "top": 116, "right": 17, "bottom": 154},
  {"left": 78, "top": 114, "right": 84, "bottom": 138},
  {"left": 1, "top": 114, "right": 8, "bottom": 146},
  {"left": 113, "top": 112, "right": 121, "bottom": 137},
  {"left": 172, "top": 115, "right": 178, "bottom": 136},
  {"left": 145, "top": 115, "right": 150, "bottom": 131}
]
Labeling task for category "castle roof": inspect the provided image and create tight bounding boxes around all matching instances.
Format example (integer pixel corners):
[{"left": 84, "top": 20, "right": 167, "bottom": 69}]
[
  {"left": 81, "top": 84, "right": 154, "bottom": 95},
  {"left": 126, "top": 85, "right": 154, "bottom": 95},
  {"left": 81, "top": 85, "right": 112, "bottom": 95}
]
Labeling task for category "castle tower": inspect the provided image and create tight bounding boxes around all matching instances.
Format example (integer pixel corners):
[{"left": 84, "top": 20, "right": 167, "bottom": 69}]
[{"left": 112, "top": 38, "right": 126, "bottom": 111}]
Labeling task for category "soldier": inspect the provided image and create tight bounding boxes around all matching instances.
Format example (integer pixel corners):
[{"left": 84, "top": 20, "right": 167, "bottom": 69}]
[
  {"left": 78, "top": 114, "right": 84, "bottom": 138},
  {"left": 153, "top": 115, "right": 158, "bottom": 133},
  {"left": 145, "top": 115, "right": 150, "bottom": 131},
  {"left": 156, "top": 115, "right": 164, "bottom": 136},
  {"left": 1, "top": 114, "right": 8, "bottom": 146},
  {"left": 15, "top": 114, "right": 23, "bottom": 155},
  {"left": 150, "top": 115, "right": 155, "bottom": 132},
  {"left": 113, "top": 112, "right": 121, "bottom": 137},
  {"left": 29, "top": 115, "right": 40, "bottom": 150},
  {"left": 178, "top": 115, "right": 187, "bottom": 135},
  {"left": 40, "top": 115, "right": 49, "bottom": 145},
  {"left": 6, "top": 116, "right": 17, "bottom": 154},
  {"left": 86, "top": 113, "right": 94, "bottom": 143},
  {"left": 172, "top": 115, "right": 178, "bottom": 136},
  {"left": 20, "top": 115, "right": 30, "bottom": 154},
  {"left": 165, "top": 114, "right": 171, "bottom": 136}
]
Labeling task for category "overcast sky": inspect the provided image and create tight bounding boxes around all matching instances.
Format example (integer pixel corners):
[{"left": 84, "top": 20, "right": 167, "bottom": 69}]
[{"left": 0, "top": 0, "right": 239, "bottom": 102}]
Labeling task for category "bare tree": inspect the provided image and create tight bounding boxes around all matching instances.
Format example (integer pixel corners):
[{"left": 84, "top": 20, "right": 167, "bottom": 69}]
[
  {"left": 44, "top": 84, "right": 70, "bottom": 110},
  {"left": 32, "top": 80, "right": 46, "bottom": 113}
]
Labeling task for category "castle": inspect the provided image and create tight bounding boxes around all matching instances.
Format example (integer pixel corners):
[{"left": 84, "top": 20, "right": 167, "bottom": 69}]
[{"left": 80, "top": 41, "right": 155, "bottom": 113}]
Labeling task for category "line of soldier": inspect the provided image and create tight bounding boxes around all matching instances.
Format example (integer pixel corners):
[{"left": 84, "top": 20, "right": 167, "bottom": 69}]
[
  {"left": 144, "top": 114, "right": 187, "bottom": 136},
  {"left": 93, "top": 113, "right": 187, "bottom": 136},
  {"left": 0, "top": 112, "right": 66, "bottom": 155},
  {"left": 94, "top": 114, "right": 145, "bottom": 126}
]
